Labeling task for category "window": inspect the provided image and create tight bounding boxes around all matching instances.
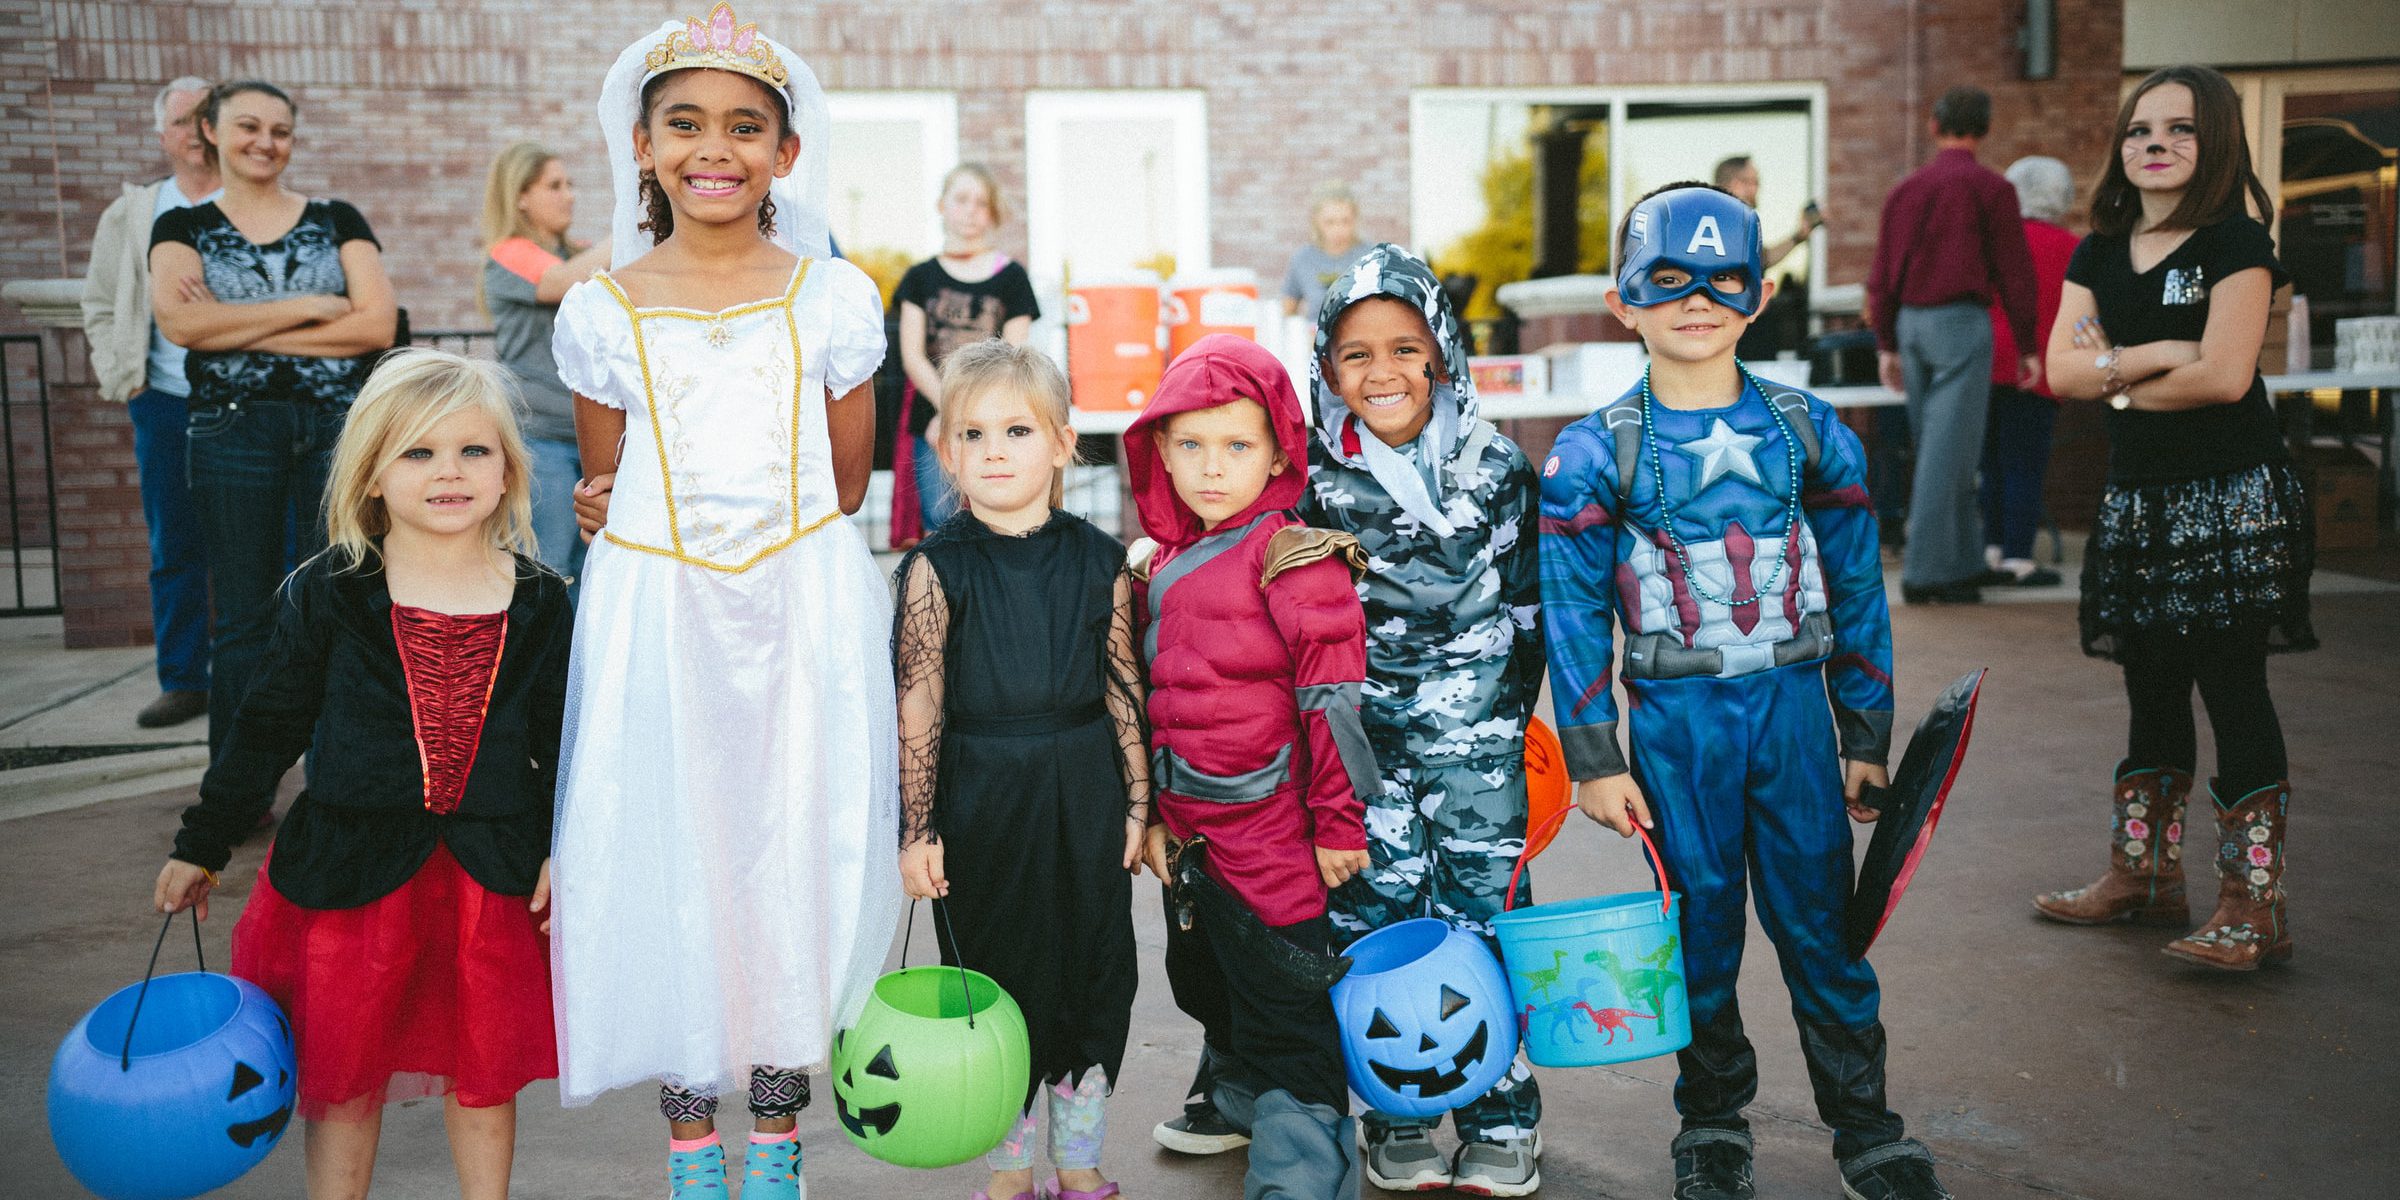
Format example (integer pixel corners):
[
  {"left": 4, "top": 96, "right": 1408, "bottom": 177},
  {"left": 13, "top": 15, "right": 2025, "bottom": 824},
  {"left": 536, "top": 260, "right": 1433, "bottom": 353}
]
[
  {"left": 1023, "top": 90, "right": 1211, "bottom": 283},
  {"left": 1411, "top": 86, "right": 1826, "bottom": 321},
  {"left": 2169, "top": 68, "right": 2400, "bottom": 359},
  {"left": 824, "top": 91, "right": 959, "bottom": 302}
]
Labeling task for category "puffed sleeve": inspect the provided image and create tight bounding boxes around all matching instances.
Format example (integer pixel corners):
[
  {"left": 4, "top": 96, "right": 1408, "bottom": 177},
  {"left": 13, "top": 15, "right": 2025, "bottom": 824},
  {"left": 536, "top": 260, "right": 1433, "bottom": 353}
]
[
  {"left": 551, "top": 279, "right": 627, "bottom": 409},
  {"left": 821, "top": 258, "right": 890, "bottom": 395}
]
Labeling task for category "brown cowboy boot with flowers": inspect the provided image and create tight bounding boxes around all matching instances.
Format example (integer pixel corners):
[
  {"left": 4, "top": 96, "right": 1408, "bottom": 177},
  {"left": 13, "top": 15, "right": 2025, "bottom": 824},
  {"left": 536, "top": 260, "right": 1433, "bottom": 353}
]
[
  {"left": 2033, "top": 761, "right": 2190, "bottom": 926},
  {"left": 2163, "top": 780, "right": 2292, "bottom": 971}
]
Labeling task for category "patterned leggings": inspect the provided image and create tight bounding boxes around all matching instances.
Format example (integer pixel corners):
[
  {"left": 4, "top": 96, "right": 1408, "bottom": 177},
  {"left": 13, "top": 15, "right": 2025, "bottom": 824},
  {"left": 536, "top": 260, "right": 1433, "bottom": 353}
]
[
  {"left": 659, "top": 1066, "right": 811, "bottom": 1123},
  {"left": 988, "top": 1068, "right": 1109, "bottom": 1171}
]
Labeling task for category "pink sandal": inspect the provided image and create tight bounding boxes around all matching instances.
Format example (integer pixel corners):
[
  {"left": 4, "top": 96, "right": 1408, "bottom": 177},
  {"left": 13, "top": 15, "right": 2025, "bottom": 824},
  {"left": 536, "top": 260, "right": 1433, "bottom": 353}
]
[{"left": 1045, "top": 1182, "right": 1120, "bottom": 1200}]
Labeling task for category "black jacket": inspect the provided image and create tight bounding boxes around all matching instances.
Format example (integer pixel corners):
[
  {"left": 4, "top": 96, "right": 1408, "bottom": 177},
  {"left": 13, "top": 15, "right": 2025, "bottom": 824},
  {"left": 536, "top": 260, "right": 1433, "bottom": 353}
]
[{"left": 173, "top": 548, "right": 572, "bottom": 908}]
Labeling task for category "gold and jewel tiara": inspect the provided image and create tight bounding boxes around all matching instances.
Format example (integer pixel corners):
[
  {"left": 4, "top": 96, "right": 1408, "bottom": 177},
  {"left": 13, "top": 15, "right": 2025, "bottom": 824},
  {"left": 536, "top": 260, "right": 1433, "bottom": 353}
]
[{"left": 643, "top": 2, "right": 788, "bottom": 91}]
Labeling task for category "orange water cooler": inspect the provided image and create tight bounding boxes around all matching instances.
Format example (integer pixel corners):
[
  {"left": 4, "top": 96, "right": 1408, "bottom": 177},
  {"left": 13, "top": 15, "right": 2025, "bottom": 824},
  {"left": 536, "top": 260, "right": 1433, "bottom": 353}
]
[
  {"left": 1066, "top": 271, "right": 1165, "bottom": 412},
  {"left": 1164, "top": 269, "right": 1261, "bottom": 361}
]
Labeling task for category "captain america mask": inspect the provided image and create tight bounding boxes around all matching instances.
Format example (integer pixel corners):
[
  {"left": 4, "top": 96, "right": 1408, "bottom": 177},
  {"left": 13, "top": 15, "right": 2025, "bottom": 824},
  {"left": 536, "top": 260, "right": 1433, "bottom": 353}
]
[{"left": 1615, "top": 187, "right": 1766, "bottom": 316}]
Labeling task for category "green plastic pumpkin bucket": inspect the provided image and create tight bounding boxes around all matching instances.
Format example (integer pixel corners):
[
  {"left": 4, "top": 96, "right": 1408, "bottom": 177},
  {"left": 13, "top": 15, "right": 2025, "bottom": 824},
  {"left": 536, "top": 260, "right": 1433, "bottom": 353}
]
[
  {"left": 1490, "top": 810, "right": 1691, "bottom": 1067},
  {"left": 829, "top": 903, "right": 1030, "bottom": 1168}
]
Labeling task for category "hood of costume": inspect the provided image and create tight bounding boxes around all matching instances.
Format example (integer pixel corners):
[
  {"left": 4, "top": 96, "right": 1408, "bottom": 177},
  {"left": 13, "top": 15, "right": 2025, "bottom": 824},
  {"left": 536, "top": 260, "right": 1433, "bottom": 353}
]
[
  {"left": 1306, "top": 243, "right": 1480, "bottom": 537},
  {"left": 1124, "top": 333, "right": 1313, "bottom": 552},
  {"left": 1127, "top": 335, "right": 1374, "bottom": 928},
  {"left": 1300, "top": 245, "right": 1543, "bottom": 760},
  {"left": 597, "top": 4, "right": 831, "bottom": 268}
]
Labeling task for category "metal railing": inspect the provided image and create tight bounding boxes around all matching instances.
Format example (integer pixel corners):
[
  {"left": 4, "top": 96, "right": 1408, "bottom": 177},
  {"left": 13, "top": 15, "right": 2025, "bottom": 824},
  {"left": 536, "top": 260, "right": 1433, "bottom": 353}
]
[{"left": 0, "top": 333, "right": 59, "bottom": 616}]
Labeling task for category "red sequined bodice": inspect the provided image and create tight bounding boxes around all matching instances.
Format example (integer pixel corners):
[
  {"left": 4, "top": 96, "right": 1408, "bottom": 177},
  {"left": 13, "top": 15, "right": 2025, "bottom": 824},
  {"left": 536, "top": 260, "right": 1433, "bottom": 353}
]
[{"left": 390, "top": 605, "right": 508, "bottom": 815}]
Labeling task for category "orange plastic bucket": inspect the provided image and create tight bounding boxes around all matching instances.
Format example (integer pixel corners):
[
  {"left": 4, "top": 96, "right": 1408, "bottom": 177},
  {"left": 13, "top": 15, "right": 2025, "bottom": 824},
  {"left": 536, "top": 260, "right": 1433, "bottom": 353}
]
[
  {"left": 1165, "top": 269, "right": 1261, "bottom": 361},
  {"left": 1066, "top": 272, "right": 1164, "bottom": 412}
]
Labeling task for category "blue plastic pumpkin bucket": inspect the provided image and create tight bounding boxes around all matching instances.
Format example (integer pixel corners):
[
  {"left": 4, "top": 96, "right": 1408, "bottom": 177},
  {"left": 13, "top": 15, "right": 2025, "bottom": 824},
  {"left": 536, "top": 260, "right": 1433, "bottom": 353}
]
[
  {"left": 48, "top": 912, "right": 296, "bottom": 1200},
  {"left": 1491, "top": 811, "right": 1691, "bottom": 1067},
  {"left": 1331, "top": 917, "right": 1519, "bottom": 1119}
]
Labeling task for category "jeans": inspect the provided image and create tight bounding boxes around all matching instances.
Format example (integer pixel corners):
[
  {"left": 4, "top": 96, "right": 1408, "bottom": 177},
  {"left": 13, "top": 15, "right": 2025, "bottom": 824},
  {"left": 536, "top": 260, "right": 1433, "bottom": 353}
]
[
  {"left": 1896, "top": 302, "right": 1992, "bottom": 587},
  {"left": 130, "top": 388, "right": 210, "bottom": 693},
  {"left": 911, "top": 432, "right": 958, "bottom": 527},
  {"left": 524, "top": 436, "right": 585, "bottom": 595},
  {"left": 1977, "top": 385, "right": 2056, "bottom": 562},
  {"left": 186, "top": 398, "right": 347, "bottom": 756}
]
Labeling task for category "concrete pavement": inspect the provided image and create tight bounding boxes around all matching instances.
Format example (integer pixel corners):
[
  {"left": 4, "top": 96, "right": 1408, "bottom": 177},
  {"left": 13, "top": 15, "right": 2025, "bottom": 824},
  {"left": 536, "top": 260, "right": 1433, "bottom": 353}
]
[{"left": 4, "top": 578, "right": 2396, "bottom": 1198}]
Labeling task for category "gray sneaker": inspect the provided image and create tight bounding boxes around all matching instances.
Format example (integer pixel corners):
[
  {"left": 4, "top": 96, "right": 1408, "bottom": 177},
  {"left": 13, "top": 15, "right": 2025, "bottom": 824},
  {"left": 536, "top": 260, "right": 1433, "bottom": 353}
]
[
  {"left": 1152, "top": 1103, "right": 1250, "bottom": 1154},
  {"left": 1451, "top": 1135, "right": 1542, "bottom": 1197},
  {"left": 1363, "top": 1126, "right": 1451, "bottom": 1192}
]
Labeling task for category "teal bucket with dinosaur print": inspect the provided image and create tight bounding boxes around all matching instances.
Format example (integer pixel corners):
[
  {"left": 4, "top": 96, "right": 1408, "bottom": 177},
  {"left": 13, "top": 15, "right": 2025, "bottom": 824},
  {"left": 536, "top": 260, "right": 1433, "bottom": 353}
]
[{"left": 1491, "top": 813, "right": 1690, "bottom": 1067}]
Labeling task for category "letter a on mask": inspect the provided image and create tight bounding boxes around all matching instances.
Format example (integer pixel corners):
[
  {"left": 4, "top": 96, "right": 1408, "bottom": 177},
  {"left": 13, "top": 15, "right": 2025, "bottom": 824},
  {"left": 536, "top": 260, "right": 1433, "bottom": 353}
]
[{"left": 1685, "top": 215, "right": 1725, "bottom": 258}]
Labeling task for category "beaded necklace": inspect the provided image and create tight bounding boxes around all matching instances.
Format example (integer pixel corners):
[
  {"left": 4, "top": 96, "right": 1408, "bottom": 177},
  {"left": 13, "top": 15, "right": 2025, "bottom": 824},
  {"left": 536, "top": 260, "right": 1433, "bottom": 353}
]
[{"left": 1637, "top": 360, "right": 1804, "bottom": 608}]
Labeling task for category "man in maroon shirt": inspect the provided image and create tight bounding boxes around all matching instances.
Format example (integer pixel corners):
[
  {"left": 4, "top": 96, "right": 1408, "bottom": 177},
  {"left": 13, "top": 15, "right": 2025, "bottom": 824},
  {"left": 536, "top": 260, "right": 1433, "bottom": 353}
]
[{"left": 1869, "top": 87, "right": 2039, "bottom": 604}]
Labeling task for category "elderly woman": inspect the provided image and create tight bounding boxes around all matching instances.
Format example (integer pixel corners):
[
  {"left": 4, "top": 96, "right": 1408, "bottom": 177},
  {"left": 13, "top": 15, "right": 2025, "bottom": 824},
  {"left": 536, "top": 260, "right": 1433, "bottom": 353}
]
[{"left": 1977, "top": 156, "right": 2082, "bottom": 587}]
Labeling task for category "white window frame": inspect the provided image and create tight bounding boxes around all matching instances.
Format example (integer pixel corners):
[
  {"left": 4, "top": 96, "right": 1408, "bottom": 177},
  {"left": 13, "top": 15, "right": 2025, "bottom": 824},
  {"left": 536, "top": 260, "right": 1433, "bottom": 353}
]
[
  {"left": 1407, "top": 81, "right": 1830, "bottom": 274},
  {"left": 824, "top": 91, "right": 959, "bottom": 259},
  {"left": 1023, "top": 89, "right": 1212, "bottom": 282}
]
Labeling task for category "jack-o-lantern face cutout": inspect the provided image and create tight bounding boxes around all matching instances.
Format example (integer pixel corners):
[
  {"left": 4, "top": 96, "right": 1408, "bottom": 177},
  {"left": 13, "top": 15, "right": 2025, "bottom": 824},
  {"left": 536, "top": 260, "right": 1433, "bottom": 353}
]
[
  {"left": 1332, "top": 918, "right": 1521, "bottom": 1119},
  {"left": 225, "top": 1059, "right": 294, "bottom": 1148},
  {"left": 1359, "top": 984, "right": 1493, "bottom": 1097},
  {"left": 831, "top": 1029, "right": 902, "bottom": 1139}
]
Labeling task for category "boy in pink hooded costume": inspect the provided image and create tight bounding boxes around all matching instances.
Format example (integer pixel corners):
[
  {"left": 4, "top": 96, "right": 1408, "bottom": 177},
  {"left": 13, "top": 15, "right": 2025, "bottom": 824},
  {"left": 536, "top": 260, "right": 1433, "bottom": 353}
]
[{"left": 1128, "top": 334, "right": 1377, "bottom": 1199}]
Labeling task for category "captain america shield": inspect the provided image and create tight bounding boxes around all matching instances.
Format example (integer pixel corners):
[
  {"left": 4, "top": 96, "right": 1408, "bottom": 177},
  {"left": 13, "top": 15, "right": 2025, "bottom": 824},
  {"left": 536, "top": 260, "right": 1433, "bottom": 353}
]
[{"left": 1844, "top": 668, "right": 1986, "bottom": 959}]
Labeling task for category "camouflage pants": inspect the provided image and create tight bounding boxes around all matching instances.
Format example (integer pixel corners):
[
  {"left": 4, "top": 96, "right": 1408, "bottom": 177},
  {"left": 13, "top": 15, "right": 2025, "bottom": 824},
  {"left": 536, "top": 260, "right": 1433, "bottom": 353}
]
[{"left": 1330, "top": 753, "right": 1543, "bottom": 1142}]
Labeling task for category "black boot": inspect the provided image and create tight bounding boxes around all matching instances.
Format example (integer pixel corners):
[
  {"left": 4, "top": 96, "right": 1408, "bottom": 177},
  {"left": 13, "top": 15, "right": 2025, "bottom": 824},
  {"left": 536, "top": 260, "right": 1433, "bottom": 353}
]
[
  {"left": 1838, "top": 1138, "right": 1953, "bottom": 1200},
  {"left": 1671, "top": 1128, "right": 1755, "bottom": 1200},
  {"left": 1795, "top": 1021, "right": 1905, "bottom": 1161}
]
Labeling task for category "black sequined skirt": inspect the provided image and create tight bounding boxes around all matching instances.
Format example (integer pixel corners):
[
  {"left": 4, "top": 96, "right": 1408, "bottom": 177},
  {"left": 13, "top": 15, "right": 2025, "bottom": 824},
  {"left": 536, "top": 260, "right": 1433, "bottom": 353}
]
[{"left": 2079, "top": 461, "right": 2317, "bottom": 662}]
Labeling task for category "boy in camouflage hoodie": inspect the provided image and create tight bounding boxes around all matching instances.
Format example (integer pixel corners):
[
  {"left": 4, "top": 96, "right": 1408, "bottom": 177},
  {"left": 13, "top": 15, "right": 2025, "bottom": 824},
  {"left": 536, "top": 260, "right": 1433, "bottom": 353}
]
[{"left": 1307, "top": 244, "right": 1546, "bottom": 1194}]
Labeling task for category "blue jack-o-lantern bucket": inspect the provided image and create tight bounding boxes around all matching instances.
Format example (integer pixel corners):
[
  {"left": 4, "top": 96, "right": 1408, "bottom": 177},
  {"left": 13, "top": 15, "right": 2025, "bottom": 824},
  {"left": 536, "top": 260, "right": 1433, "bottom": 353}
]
[
  {"left": 1491, "top": 812, "right": 1691, "bottom": 1067},
  {"left": 48, "top": 913, "right": 296, "bottom": 1200},
  {"left": 1332, "top": 918, "right": 1519, "bottom": 1118}
]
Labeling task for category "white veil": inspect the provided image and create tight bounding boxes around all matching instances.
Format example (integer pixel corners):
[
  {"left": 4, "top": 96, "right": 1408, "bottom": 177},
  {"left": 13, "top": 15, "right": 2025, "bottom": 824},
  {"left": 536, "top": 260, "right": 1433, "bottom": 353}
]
[{"left": 595, "top": 19, "right": 832, "bottom": 270}]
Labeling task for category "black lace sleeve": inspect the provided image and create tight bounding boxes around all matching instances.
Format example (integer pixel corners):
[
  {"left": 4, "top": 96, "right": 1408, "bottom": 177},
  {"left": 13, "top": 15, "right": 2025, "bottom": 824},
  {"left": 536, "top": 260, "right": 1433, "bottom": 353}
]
[
  {"left": 1103, "top": 565, "right": 1154, "bottom": 824},
  {"left": 892, "top": 550, "right": 949, "bottom": 848}
]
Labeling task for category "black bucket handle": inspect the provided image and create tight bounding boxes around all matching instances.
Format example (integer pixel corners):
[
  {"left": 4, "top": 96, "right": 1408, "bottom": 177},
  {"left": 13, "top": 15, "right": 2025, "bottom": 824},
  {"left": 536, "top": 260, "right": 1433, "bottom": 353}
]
[
  {"left": 899, "top": 898, "right": 978, "bottom": 1029},
  {"left": 120, "top": 908, "right": 207, "bottom": 1071}
]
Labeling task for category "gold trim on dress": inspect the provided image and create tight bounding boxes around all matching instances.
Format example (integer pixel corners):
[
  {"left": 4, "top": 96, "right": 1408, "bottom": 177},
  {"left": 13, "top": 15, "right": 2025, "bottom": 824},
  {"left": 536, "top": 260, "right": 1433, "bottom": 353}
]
[
  {"left": 593, "top": 261, "right": 824, "bottom": 570},
  {"left": 602, "top": 508, "right": 842, "bottom": 573}
]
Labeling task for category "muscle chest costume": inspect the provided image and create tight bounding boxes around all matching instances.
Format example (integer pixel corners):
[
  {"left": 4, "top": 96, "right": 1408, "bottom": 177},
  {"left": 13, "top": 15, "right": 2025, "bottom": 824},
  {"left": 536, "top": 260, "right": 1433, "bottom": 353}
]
[
  {"left": 1126, "top": 337, "right": 1376, "bottom": 928},
  {"left": 1127, "top": 334, "right": 1375, "bottom": 1200}
]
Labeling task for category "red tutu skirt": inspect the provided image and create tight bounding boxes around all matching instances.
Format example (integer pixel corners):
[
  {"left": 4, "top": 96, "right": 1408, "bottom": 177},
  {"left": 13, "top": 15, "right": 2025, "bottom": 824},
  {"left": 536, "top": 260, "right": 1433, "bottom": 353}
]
[{"left": 231, "top": 842, "right": 558, "bottom": 1121}]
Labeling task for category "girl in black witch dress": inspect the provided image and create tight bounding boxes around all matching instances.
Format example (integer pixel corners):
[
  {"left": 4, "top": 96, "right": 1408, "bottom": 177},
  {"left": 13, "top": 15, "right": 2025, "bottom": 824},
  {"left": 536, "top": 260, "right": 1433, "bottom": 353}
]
[{"left": 892, "top": 339, "right": 1152, "bottom": 1200}]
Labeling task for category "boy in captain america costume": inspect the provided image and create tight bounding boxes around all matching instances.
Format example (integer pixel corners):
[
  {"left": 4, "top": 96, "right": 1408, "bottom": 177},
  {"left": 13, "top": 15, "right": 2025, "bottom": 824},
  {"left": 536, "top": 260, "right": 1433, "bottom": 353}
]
[{"left": 1539, "top": 184, "right": 1953, "bottom": 1200}]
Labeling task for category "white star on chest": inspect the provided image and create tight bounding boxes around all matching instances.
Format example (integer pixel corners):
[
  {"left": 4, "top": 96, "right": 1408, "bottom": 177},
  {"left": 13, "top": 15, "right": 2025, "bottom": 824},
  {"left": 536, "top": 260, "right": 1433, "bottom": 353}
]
[{"left": 1676, "top": 418, "right": 1766, "bottom": 492}]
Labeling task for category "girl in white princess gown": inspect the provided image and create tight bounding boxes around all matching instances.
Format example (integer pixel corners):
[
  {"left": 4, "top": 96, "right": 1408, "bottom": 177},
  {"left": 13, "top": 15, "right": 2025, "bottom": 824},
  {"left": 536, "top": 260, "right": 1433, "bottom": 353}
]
[{"left": 546, "top": 8, "right": 900, "bottom": 1197}]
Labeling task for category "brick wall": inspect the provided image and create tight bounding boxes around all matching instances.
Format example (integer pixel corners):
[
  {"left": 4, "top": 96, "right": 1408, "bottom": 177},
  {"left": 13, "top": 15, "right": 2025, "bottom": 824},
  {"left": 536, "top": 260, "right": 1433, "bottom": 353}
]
[
  {"left": 33, "top": 325, "right": 150, "bottom": 647},
  {"left": 4, "top": 0, "right": 2125, "bottom": 335}
]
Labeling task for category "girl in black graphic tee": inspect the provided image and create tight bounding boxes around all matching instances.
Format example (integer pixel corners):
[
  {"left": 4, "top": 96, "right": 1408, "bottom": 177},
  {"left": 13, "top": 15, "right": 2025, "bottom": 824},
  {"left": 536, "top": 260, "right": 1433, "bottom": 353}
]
[
  {"left": 889, "top": 163, "right": 1040, "bottom": 546},
  {"left": 2032, "top": 65, "right": 2310, "bottom": 972}
]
